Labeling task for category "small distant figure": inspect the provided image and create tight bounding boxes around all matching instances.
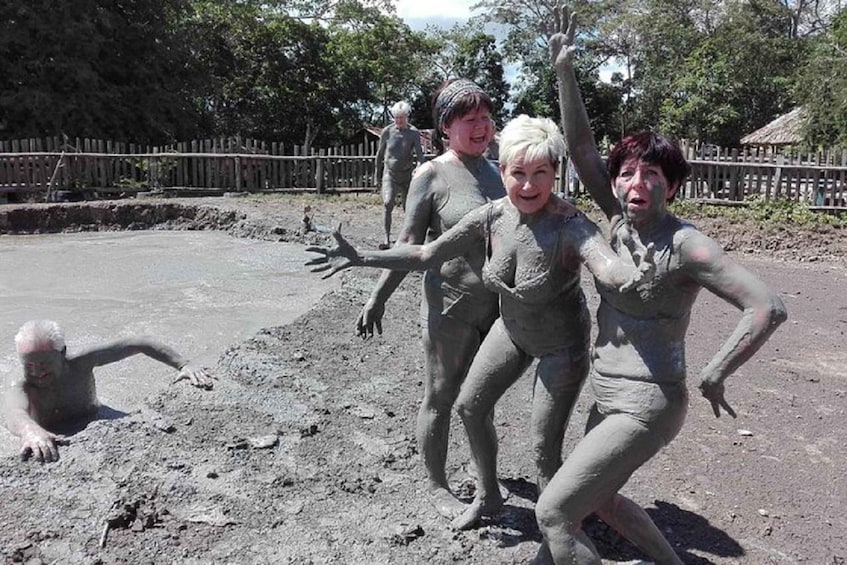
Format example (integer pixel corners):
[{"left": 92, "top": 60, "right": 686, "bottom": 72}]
[
  {"left": 3, "top": 320, "right": 214, "bottom": 463},
  {"left": 374, "top": 100, "right": 425, "bottom": 249},
  {"left": 302, "top": 204, "right": 314, "bottom": 234}
]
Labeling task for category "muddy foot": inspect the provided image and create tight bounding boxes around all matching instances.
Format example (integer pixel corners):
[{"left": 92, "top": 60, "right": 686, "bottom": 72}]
[
  {"left": 428, "top": 486, "right": 466, "bottom": 520},
  {"left": 450, "top": 493, "right": 504, "bottom": 531}
]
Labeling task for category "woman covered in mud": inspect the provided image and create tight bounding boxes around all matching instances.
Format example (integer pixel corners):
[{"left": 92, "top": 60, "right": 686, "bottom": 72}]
[
  {"left": 308, "top": 114, "right": 656, "bottom": 530},
  {"left": 354, "top": 78, "right": 506, "bottom": 519},
  {"left": 533, "top": 8, "right": 788, "bottom": 564}
]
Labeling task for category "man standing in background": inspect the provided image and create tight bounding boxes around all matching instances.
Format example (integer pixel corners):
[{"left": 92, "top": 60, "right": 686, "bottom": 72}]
[{"left": 375, "top": 101, "right": 424, "bottom": 249}]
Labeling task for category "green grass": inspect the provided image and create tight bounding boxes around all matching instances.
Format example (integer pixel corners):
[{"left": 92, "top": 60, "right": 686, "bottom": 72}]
[{"left": 671, "top": 196, "right": 847, "bottom": 228}]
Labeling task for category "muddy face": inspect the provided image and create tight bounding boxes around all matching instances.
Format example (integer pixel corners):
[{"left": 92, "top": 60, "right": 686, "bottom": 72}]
[
  {"left": 501, "top": 154, "right": 556, "bottom": 216},
  {"left": 443, "top": 107, "right": 494, "bottom": 157},
  {"left": 21, "top": 350, "right": 64, "bottom": 388},
  {"left": 612, "top": 157, "right": 679, "bottom": 227}
]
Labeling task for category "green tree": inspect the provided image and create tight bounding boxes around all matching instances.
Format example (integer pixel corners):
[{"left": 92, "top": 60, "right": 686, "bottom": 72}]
[
  {"left": 659, "top": 0, "right": 801, "bottom": 145},
  {"left": 0, "top": 0, "right": 205, "bottom": 143},
  {"left": 795, "top": 8, "right": 847, "bottom": 146},
  {"left": 422, "top": 22, "right": 510, "bottom": 126}
]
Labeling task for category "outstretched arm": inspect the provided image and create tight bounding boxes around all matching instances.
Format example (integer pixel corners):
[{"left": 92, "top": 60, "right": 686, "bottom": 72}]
[
  {"left": 3, "top": 381, "right": 65, "bottom": 462},
  {"left": 683, "top": 233, "right": 787, "bottom": 417},
  {"left": 72, "top": 338, "right": 214, "bottom": 389},
  {"left": 550, "top": 5, "right": 620, "bottom": 220},
  {"left": 307, "top": 207, "right": 486, "bottom": 278}
]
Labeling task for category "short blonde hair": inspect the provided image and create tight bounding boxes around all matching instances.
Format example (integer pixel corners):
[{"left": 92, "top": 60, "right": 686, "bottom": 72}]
[
  {"left": 390, "top": 101, "right": 412, "bottom": 117},
  {"left": 498, "top": 115, "right": 566, "bottom": 168},
  {"left": 15, "top": 320, "right": 66, "bottom": 355}
]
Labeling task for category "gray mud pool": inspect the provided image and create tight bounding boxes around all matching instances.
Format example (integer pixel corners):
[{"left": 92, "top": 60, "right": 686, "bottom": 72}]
[{"left": 0, "top": 230, "right": 337, "bottom": 454}]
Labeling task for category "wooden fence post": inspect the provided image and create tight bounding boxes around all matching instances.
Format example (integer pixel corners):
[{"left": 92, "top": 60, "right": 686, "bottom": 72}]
[{"left": 316, "top": 149, "right": 325, "bottom": 194}]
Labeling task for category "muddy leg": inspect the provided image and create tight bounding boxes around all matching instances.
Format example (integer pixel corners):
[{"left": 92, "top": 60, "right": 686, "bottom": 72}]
[
  {"left": 531, "top": 348, "right": 588, "bottom": 496},
  {"left": 452, "top": 320, "right": 531, "bottom": 530},
  {"left": 418, "top": 306, "right": 483, "bottom": 519},
  {"left": 595, "top": 494, "right": 683, "bottom": 564}
]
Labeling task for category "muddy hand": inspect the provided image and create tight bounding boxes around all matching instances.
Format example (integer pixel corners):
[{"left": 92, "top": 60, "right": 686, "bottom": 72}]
[
  {"left": 698, "top": 378, "right": 737, "bottom": 418},
  {"left": 305, "top": 224, "right": 360, "bottom": 279},
  {"left": 549, "top": 4, "right": 577, "bottom": 68},
  {"left": 174, "top": 364, "right": 215, "bottom": 390},
  {"left": 619, "top": 225, "right": 656, "bottom": 292},
  {"left": 20, "top": 430, "right": 68, "bottom": 463},
  {"left": 356, "top": 299, "right": 384, "bottom": 339}
]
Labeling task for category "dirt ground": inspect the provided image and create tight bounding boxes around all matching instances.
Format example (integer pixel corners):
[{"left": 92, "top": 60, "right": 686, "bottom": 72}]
[{"left": 0, "top": 194, "right": 844, "bottom": 565}]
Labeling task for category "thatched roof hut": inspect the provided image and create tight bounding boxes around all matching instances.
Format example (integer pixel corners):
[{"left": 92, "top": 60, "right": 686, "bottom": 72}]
[{"left": 740, "top": 107, "right": 807, "bottom": 147}]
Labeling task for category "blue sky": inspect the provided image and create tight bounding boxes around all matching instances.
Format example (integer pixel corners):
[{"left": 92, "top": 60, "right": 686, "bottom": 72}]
[{"left": 392, "top": 0, "right": 617, "bottom": 85}]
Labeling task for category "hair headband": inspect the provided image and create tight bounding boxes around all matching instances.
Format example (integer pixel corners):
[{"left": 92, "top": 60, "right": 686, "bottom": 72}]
[{"left": 436, "top": 79, "right": 485, "bottom": 131}]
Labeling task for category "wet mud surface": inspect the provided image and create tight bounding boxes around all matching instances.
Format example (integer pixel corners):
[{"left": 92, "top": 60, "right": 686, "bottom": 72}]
[{"left": 0, "top": 195, "right": 845, "bottom": 564}]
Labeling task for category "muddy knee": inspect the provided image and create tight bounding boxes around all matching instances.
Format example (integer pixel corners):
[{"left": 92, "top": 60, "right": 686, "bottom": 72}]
[
  {"left": 454, "top": 398, "right": 488, "bottom": 426},
  {"left": 536, "top": 491, "right": 579, "bottom": 537},
  {"left": 532, "top": 441, "right": 563, "bottom": 485}
]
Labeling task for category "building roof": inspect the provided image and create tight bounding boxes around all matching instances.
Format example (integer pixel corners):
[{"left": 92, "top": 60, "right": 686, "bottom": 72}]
[{"left": 740, "top": 107, "right": 807, "bottom": 146}]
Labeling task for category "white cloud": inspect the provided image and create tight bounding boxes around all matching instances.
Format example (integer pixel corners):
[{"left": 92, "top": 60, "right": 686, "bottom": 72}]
[{"left": 395, "top": 0, "right": 472, "bottom": 21}]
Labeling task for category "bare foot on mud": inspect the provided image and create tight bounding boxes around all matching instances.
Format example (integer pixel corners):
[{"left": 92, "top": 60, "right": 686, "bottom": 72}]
[
  {"left": 428, "top": 486, "right": 466, "bottom": 520},
  {"left": 450, "top": 493, "right": 504, "bottom": 530}
]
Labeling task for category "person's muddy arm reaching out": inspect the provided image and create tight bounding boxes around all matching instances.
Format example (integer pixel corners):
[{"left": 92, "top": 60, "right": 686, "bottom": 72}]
[
  {"left": 550, "top": 5, "right": 621, "bottom": 221},
  {"left": 3, "top": 380, "right": 65, "bottom": 462},
  {"left": 73, "top": 338, "right": 214, "bottom": 390},
  {"left": 682, "top": 232, "right": 787, "bottom": 417},
  {"left": 308, "top": 205, "right": 486, "bottom": 278}
]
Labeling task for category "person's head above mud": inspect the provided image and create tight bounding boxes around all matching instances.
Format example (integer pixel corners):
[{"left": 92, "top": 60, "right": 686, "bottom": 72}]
[
  {"left": 432, "top": 79, "right": 495, "bottom": 157},
  {"left": 3, "top": 319, "right": 214, "bottom": 464},
  {"left": 390, "top": 100, "right": 411, "bottom": 129}
]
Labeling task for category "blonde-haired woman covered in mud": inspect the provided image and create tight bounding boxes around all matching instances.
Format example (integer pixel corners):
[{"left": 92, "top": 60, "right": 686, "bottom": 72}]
[{"left": 308, "top": 113, "right": 656, "bottom": 530}]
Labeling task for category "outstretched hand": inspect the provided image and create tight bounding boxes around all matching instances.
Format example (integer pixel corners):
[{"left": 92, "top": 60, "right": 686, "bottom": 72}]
[
  {"left": 20, "top": 428, "right": 68, "bottom": 463},
  {"left": 549, "top": 4, "right": 577, "bottom": 70},
  {"left": 698, "top": 377, "right": 737, "bottom": 418},
  {"left": 305, "top": 224, "right": 360, "bottom": 279},
  {"left": 174, "top": 364, "right": 215, "bottom": 390},
  {"left": 617, "top": 222, "right": 656, "bottom": 292}
]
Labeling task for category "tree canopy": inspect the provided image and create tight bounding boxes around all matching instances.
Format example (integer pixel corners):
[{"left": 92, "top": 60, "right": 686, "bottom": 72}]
[{"left": 1, "top": 0, "right": 845, "bottom": 148}]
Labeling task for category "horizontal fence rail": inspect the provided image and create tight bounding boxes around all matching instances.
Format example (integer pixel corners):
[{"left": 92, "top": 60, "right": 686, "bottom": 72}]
[
  {"left": 0, "top": 136, "right": 845, "bottom": 209},
  {"left": 678, "top": 141, "right": 847, "bottom": 208}
]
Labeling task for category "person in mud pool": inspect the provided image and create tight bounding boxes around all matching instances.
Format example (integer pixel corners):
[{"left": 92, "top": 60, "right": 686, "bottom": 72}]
[
  {"left": 374, "top": 100, "right": 426, "bottom": 249},
  {"left": 355, "top": 79, "right": 506, "bottom": 520},
  {"left": 3, "top": 319, "right": 214, "bottom": 463},
  {"left": 308, "top": 114, "right": 657, "bottom": 530},
  {"left": 533, "top": 8, "right": 788, "bottom": 564}
]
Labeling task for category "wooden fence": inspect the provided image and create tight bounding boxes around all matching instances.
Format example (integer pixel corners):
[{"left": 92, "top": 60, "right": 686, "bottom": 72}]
[
  {"left": 676, "top": 141, "right": 847, "bottom": 208},
  {"left": 1, "top": 136, "right": 846, "bottom": 209},
  {"left": 0, "top": 136, "right": 382, "bottom": 200}
]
